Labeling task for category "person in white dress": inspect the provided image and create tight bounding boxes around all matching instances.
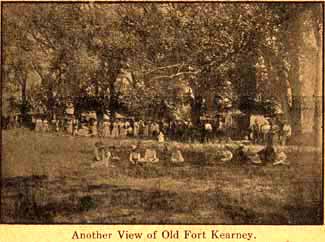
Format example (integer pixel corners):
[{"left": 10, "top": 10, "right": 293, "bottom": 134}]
[
  {"left": 91, "top": 120, "right": 98, "bottom": 137},
  {"left": 158, "top": 131, "right": 165, "bottom": 143},
  {"left": 55, "top": 120, "right": 60, "bottom": 132},
  {"left": 143, "top": 121, "right": 150, "bottom": 137},
  {"left": 42, "top": 119, "right": 49, "bottom": 132},
  {"left": 35, "top": 118, "right": 42, "bottom": 132},
  {"left": 120, "top": 121, "right": 127, "bottom": 137},
  {"left": 129, "top": 145, "right": 142, "bottom": 165},
  {"left": 111, "top": 121, "right": 119, "bottom": 138},
  {"left": 141, "top": 148, "right": 159, "bottom": 163},
  {"left": 133, "top": 121, "right": 139, "bottom": 137},
  {"left": 66, "top": 119, "right": 73, "bottom": 135},
  {"left": 260, "top": 120, "right": 271, "bottom": 145},
  {"left": 171, "top": 144, "right": 185, "bottom": 163},
  {"left": 102, "top": 119, "right": 111, "bottom": 137}
]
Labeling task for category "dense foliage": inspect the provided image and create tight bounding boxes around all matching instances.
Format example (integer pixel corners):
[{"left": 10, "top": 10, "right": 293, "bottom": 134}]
[{"left": 2, "top": 3, "right": 322, "bottom": 125}]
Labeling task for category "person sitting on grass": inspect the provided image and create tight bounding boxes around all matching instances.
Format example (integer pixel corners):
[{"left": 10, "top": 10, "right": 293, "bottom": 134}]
[
  {"left": 129, "top": 144, "right": 142, "bottom": 165},
  {"left": 258, "top": 144, "right": 289, "bottom": 166},
  {"left": 233, "top": 144, "right": 262, "bottom": 165},
  {"left": 247, "top": 148, "right": 263, "bottom": 164},
  {"left": 273, "top": 151, "right": 290, "bottom": 166},
  {"left": 216, "top": 145, "right": 233, "bottom": 163},
  {"left": 141, "top": 148, "right": 159, "bottom": 163},
  {"left": 171, "top": 144, "right": 185, "bottom": 163},
  {"left": 272, "top": 148, "right": 289, "bottom": 166},
  {"left": 258, "top": 142, "right": 276, "bottom": 163},
  {"left": 92, "top": 142, "right": 119, "bottom": 168}
]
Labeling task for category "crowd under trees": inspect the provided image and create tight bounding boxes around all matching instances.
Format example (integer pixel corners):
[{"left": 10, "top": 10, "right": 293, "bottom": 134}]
[{"left": 2, "top": 3, "right": 323, "bottom": 139}]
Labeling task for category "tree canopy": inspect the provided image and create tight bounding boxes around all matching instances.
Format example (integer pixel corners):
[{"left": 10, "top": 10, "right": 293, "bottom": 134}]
[{"left": 2, "top": 2, "right": 323, "bottom": 129}]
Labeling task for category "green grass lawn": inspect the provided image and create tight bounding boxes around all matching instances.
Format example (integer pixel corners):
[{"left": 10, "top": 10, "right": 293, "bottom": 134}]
[{"left": 1, "top": 128, "right": 323, "bottom": 224}]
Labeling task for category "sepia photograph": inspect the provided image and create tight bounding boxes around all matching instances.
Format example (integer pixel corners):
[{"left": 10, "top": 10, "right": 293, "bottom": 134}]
[{"left": 1, "top": 1, "right": 323, "bottom": 225}]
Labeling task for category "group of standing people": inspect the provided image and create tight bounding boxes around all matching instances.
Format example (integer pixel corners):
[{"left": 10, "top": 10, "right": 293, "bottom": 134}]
[
  {"left": 249, "top": 116, "right": 292, "bottom": 146},
  {"left": 30, "top": 112, "right": 292, "bottom": 149}
]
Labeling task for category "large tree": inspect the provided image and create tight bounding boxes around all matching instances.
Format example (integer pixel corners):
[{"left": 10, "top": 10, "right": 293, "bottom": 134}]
[{"left": 3, "top": 2, "right": 322, "bottom": 132}]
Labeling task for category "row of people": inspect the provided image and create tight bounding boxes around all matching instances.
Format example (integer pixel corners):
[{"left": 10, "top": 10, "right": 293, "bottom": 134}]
[
  {"left": 32, "top": 115, "right": 292, "bottom": 147},
  {"left": 92, "top": 142, "right": 185, "bottom": 168},
  {"left": 217, "top": 143, "right": 289, "bottom": 166},
  {"left": 32, "top": 117, "right": 231, "bottom": 143},
  {"left": 92, "top": 141, "right": 288, "bottom": 169}
]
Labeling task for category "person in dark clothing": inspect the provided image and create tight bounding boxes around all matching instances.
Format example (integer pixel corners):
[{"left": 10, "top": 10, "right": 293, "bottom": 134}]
[{"left": 258, "top": 143, "right": 276, "bottom": 163}]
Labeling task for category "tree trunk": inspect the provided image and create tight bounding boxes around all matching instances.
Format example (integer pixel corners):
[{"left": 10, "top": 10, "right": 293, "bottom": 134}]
[
  {"left": 287, "top": 15, "right": 302, "bottom": 135},
  {"left": 19, "top": 73, "right": 28, "bottom": 124},
  {"left": 311, "top": 6, "right": 322, "bottom": 146}
]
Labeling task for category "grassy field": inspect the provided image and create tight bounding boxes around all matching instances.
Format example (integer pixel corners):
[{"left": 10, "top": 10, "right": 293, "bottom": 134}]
[{"left": 1, "top": 128, "right": 323, "bottom": 224}]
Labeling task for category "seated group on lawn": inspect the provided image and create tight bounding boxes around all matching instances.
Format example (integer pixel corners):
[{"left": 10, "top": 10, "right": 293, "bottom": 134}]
[
  {"left": 92, "top": 142, "right": 185, "bottom": 168},
  {"left": 92, "top": 139, "right": 288, "bottom": 168}
]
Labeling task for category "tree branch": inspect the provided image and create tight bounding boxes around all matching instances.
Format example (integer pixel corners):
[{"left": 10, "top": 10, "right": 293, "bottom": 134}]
[
  {"left": 151, "top": 70, "right": 200, "bottom": 81},
  {"left": 144, "top": 63, "right": 185, "bottom": 75}
]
